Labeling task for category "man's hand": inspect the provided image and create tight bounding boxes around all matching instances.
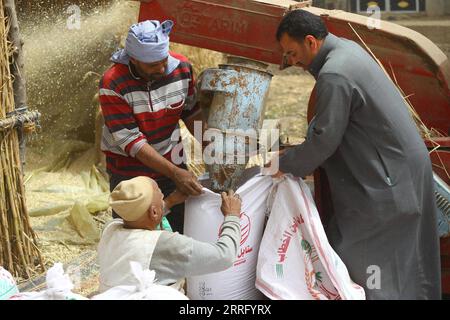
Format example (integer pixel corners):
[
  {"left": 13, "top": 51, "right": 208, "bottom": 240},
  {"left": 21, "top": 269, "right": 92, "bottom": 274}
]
[
  {"left": 172, "top": 167, "right": 203, "bottom": 196},
  {"left": 262, "top": 149, "right": 286, "bottom": 178},
  {"left": 220, "top": 190, "right": 242, "bottom": 217},
  {"left": 271, "top": 170, "right": 285, "bottom": 178},
  {"left": 164, "top": 189, "right": 188, "bottom": 210},
  {"left": 262, "top": 165, "right": 285, "bottom": 178}
]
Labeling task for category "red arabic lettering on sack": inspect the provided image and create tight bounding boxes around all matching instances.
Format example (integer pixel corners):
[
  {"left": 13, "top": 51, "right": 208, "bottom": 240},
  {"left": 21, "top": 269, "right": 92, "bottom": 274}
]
[
  {"left": 232, "top": 212, "right": 254, "bottom": 266},
  {"left": 234, "top": 245, "right": 254, "bottom": 266},
  {"left": 238, "top": 245, "right": 253, "bottom": 259},
  {"left": 239, "top": 213, "right": 251, "bottom": 246},
  {"left": 277, "top": 215, "right": 304, "bottom": 263}
]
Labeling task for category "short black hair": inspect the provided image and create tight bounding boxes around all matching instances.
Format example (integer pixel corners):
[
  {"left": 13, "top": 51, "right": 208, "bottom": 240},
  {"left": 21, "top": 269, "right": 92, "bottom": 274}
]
[{"left": 276, "top": 10, "right": 329, "bottom": 42}]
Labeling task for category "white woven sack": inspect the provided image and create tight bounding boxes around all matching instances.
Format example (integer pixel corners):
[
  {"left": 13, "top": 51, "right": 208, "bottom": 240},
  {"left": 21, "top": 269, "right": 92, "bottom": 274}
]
[
  {"left": 256, "top": 176, "right": 366, "bottom": 300},
  {"left": 184, "top": 175, "right": 272, "bottom": 300}
]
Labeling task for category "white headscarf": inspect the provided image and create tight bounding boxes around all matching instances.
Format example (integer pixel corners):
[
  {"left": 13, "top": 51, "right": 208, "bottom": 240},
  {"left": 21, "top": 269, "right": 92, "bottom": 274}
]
[{"left": 111, "top": 20, "right": 180, "bottom": 75}]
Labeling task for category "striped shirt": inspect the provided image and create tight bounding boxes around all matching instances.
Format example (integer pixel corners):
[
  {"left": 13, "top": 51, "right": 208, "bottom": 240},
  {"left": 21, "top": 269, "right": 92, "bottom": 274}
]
[{"left": 99, "top": 52, "right": 198, "bottom": 179}]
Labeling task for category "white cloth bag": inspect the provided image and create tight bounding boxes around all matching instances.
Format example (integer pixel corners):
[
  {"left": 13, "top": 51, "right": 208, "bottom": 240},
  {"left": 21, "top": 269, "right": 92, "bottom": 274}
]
[
  {"left": 92, "top": 261, "right": 188, "bottom": 300},
  {"left": 8, "top": 263, "right": 88, "bottom": 300},
  {"left": 256, "top": 176, "right": 366, "bottom": 300},
  {"left": 184, "top": 175, "right": 272, "bottom": 300}
]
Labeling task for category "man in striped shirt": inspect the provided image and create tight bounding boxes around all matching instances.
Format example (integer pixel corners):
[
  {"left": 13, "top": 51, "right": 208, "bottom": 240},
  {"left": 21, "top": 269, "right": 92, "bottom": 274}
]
[{"left": 99, "top": 20, "right": 204, "bottom": 233}]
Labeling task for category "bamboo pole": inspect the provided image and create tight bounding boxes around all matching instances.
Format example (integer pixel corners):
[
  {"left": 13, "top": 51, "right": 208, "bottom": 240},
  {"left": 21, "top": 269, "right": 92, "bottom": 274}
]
[
  {"left": 4, "top": 0, "right": 27, "bottom": 169},
  {"left": 1, "top": 142, "right": 29, "bottom": 277},
  {"left": 0, "top": 0, "right": 44, "bottom": 278},
  {"left": 4, "top": 0, "right": 25, "bottom": 108},
  {"left": 0, "top": 171, "right": 13, "bottom": 272}
]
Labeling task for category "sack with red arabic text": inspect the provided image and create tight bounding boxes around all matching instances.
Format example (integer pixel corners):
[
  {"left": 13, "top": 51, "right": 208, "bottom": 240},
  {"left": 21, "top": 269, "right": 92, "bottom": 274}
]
[
  {"left": 184, "top": 175, "right": 272, "bottom": 300},
  {"left": 256, "top": 176, "right": 366, "bottom": 300}
]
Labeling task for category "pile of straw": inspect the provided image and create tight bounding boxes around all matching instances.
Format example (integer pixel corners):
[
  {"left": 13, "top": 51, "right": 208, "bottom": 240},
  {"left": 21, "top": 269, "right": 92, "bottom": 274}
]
[
  {"left": 0, "top": 0, "right": 43, "bottom": 278},
  {"left": 170, "top": 43, "right": 225, "bottom": 77}
]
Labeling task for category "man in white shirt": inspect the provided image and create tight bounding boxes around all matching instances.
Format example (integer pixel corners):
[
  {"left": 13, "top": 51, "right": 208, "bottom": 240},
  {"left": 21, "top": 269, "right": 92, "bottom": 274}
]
[{"left": 97, "top": 176, "right": 242, "bottom": 292}]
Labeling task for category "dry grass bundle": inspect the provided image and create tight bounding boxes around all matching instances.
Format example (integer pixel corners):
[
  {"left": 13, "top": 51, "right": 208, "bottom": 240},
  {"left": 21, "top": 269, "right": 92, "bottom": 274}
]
[
  {"left": 0, "top": 0, "right": 44, "bottom": 278},
  {"left": 170, "top": 43, "right": 225, "bottom": 77}
]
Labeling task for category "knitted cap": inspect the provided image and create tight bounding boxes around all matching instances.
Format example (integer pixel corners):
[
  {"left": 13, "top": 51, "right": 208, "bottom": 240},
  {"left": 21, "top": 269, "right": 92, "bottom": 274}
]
[{"left": 109, "top": 176, "right": 155, "bottom": 222}]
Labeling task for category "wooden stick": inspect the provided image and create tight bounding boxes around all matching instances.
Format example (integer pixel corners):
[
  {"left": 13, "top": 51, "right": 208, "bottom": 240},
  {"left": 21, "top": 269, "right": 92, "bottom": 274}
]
[
  {"left": 4, "top": 0, "right": 27, "bottom": 167},
  {"left": 4, "top": 0, "right": 26, "bottom": 109},
  {"left": 0, "top": 0, "right": 44, "bottom": 278},
  {"left": 0, "top": 137, "right": 13, "bottom": 273},
  {"left": 1, "top": 142, "right": 29, "bottom": 278}
]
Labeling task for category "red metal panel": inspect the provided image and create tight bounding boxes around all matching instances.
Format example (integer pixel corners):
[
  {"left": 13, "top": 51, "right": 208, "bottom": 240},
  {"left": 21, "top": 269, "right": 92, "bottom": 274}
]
[
  {"left": 139, "top": 0, "right": 450, "bottom": 135},
  {"left": 430, "top": 150, "right": 450, "bottom": 185},
  {"left": 441, "top": 237, "right": 450, "bottom": 295},
  {"left": 426, "top": 137, "right": 450, "bottom": 149},
  {"left": 426, "top": 138, "right": 450, "bottom": 185},
  {"left": 139, "top": 0, "right": 289, "bottom": 65}
]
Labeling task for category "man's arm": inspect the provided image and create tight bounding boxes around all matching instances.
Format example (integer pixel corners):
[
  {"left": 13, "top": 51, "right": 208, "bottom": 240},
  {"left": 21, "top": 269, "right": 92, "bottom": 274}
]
[
  {"left": 150, "top": 215, "right": 241, "bottom": 280},
  {"left": 135, "top": 144, "right": 203, "bottom": 195},
  {"left": 278, "top": 73, "right": 354, "bottom": 177},
  {"left": 150, "top": 191, "right": 242, "bottom": 280},
  {"left": 99, "top": 78, "right": 202, "bottom": 195},
  {"left": 99, "top": 82, "right": 147, "bottom": 158}
]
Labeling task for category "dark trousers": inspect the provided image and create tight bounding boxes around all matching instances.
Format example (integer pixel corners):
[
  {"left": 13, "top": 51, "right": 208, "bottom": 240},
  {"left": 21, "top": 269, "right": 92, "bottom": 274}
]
[{"left": 109, "top": 174, "right": 185, "bottom": 234}]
